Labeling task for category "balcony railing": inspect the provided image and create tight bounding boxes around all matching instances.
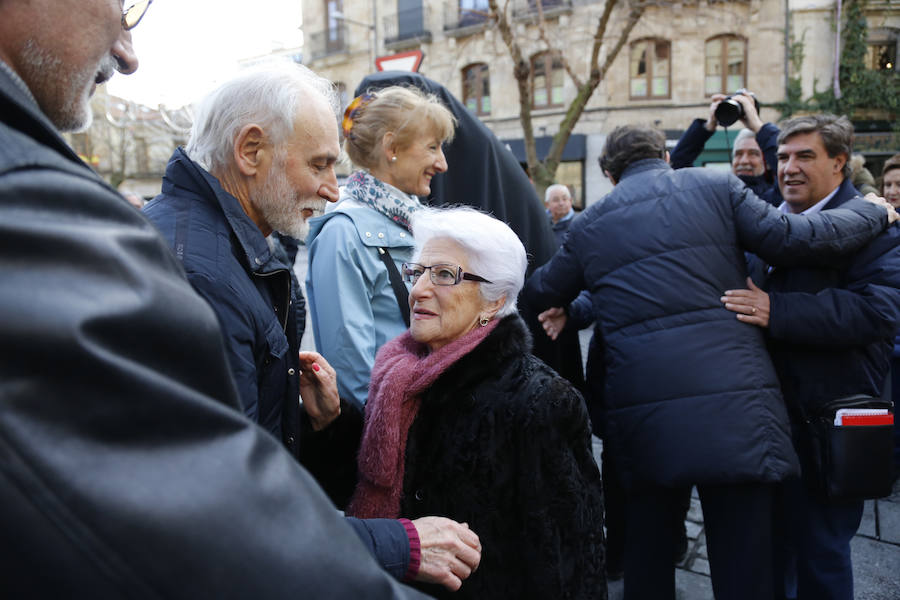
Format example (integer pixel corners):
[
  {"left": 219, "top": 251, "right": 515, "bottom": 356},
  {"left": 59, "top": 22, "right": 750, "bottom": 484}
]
[
  {"left": 512, "top": 0, "right": 572, "bottom": 18},
  {"left": 383, "top": 5, "right": 432, "bottom": 46},
  {"left": 305, "top": 25, "right": 349, "bottom": 61},
  {"left": 444, "top": 4, "right": 491, "bottom": 31}
]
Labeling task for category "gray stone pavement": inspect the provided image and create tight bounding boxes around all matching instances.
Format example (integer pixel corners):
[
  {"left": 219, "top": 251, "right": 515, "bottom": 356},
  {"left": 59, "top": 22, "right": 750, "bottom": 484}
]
[{"left": 577, "top": 329, "right": 900, "bottom": 599}]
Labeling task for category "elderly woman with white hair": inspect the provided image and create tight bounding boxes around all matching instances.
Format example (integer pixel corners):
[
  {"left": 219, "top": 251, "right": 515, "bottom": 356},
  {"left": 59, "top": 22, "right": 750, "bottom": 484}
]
[{"left": 308, "top": 206, "right": 606, "bottom": 598}]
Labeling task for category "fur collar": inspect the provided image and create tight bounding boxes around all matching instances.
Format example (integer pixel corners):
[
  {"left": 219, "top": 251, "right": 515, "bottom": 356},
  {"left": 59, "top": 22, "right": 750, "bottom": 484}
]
[{"left": 426, "top": 314, "right": 532, "bottom": 404}]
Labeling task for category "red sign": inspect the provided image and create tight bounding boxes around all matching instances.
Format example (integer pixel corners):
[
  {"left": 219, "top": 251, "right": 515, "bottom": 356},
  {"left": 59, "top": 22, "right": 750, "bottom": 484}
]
[{"left": 375, "top": 50, "right": 425, "bottom": 73}]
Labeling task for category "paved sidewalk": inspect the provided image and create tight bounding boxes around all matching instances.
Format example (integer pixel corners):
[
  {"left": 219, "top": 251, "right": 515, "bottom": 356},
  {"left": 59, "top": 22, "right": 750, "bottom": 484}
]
[{"left": 592, "top": 436, "right": 900, "bottom": 599}]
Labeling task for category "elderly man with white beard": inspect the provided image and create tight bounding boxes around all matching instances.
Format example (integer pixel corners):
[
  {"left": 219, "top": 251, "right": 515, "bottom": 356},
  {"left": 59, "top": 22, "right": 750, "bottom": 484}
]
[
  {"left": 144, "top": 61, "right": 482, "bottom": 591},
  {"left": 145, "top": 61, "right": 340, "bottom": 442}
]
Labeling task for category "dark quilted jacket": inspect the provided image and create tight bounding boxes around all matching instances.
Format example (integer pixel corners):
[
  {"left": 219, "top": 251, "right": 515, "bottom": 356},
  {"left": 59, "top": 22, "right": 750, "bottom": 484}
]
[{"left": 524, "top": 158, "right": 889, "bottom": 491}]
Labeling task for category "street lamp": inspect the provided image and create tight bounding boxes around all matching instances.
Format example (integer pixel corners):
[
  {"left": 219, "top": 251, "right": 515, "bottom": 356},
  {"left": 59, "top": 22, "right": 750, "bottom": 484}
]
[{"left": 332, "top": 10, "right": 376, "bottom": 69}]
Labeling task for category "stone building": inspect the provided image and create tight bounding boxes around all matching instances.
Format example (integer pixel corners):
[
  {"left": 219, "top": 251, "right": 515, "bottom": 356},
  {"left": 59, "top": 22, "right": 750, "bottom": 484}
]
[
  {"left": 64, "top": 86, "right": 192, "bottom": 200},
  {"left": 302, "top": 0, "right": 898, "bottom": 206}
]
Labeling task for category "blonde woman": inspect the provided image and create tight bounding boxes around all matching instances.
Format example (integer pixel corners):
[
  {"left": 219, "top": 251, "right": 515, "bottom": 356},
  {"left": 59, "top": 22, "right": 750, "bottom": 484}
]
[{"left": 306, "top": 86, "right": 456, "bottom": 407}]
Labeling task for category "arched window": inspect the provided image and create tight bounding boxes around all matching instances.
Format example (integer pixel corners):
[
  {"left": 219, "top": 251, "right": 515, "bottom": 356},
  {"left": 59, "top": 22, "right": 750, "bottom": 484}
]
[
  {"left": 705, "top": 35, "right": 747, "bottom": 95},
  {"left": 462, "top": 63, "right": 491, "bottom": 115},
  {"left": 532, "top": 51, "right": 564, "bottom": 108},
  {"left": 629, "top": 38, "right": 671, "bottom": 99}
]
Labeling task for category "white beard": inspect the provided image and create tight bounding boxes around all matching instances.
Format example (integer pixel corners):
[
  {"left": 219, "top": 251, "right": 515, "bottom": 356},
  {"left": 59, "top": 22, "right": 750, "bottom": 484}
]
[{"left": 254, "top": 162, "right": 324, "bottom": 241}]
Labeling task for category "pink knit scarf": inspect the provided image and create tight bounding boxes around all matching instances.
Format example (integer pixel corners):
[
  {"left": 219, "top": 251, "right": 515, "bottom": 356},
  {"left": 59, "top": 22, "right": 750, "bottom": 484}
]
[{"left": 347, "top": 320, "right": 499, "bottom": 519}]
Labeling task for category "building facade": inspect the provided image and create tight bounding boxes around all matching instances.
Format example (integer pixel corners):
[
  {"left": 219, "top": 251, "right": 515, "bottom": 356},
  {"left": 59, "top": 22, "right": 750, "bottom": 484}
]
[
  {"left": 64, "top": 87, "right": 192, "bottom": 199},
  {"left": 303, "top": 0, "right": 898, "bottom": 206}
]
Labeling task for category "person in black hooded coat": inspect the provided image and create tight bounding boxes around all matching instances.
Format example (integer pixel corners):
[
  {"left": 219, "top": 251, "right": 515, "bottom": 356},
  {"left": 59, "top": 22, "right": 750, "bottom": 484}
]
[{"left": 353, "top": 71, "right": 584, "bottom": 391}]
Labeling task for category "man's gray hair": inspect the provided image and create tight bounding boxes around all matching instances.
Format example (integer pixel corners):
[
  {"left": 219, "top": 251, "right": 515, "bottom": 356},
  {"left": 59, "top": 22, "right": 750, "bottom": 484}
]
[
  {"left": 410, "top": 207, "right": 526, "bottom": 318},
  {"left": 544, "top": 183, "right": 571, "bottom": 203},
  {"left": 777, "top": 114, "right": 854, "bottom": 179},
  {"left": 186, "top": 59, "right": 339, "bottom": 172},
  {"left": 732, "top": 128, "right": 757, "bottom": 158}
]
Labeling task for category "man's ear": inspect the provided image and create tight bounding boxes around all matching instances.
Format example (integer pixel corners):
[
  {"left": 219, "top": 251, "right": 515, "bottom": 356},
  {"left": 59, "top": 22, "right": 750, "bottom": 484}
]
[
  {"left": 233, "top": 124, "right": 268, "bottom": 177},
  {"left": 604, "top": 169, "right": 617, "bottom": 185},
  {"left": 834, "top": 152, "right": 848, "bottom": 175},
  {"left": 664, "top": 150, "right": 671, "bottom": 164}
]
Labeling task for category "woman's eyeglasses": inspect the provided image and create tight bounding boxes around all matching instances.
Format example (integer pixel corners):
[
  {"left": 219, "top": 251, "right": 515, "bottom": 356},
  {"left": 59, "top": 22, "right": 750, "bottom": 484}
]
[{"left": 402, "top": 263, "right": 492, "bottom": 286}]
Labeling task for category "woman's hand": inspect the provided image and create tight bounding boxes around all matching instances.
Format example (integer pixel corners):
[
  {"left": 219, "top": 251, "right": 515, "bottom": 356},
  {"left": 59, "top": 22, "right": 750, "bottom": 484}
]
[
  {"left": 298, "top": 351, "right": 341, "bottom": 431},
  {"left": 721, "top": 277, "right": 770, "bottom": 328}
]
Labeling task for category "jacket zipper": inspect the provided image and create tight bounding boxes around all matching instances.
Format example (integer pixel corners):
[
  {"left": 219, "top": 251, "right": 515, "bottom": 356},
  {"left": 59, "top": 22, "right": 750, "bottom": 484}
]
[{"left": 256, "top": 268, "right": 291, "bottom": 333}]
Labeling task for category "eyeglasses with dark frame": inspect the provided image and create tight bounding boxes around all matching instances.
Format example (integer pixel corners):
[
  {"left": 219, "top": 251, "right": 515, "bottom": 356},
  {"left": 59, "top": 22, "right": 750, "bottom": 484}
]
[
  {"left": 122, "top": 0, "right": 153, "bottom": 31},
  {"left": 402, "top": 263, "right": 493, "bottom": 286}
]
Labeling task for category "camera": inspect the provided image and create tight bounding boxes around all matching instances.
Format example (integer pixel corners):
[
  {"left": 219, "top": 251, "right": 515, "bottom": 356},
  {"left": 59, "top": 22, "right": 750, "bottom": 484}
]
[{"left": 714, "top": 89, "right": 760, "bottom": 127}]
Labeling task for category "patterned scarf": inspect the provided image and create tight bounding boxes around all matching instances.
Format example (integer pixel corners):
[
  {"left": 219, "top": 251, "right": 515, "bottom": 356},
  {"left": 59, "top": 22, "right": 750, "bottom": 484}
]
[
  {"left": 343, "top": 170, "right": 424, "bottom": 232},
  {"left": 347, "top": 320, "right": 499, "bottom": 519}
]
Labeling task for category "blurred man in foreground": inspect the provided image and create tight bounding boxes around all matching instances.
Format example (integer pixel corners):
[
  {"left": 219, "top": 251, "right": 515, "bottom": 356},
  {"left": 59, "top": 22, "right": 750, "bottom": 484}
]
[{"left": 0, "top": 0, "right": 459, "bottom": 596}]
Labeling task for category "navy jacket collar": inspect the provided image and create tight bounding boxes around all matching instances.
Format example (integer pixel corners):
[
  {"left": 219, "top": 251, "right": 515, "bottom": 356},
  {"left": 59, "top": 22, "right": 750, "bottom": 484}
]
[
  {"left": 620, "top": 158, "right": 670, "bottom": 181},
  {"left": 822, "top": 177, "right": 860, "bottom": 211},
  {"left": 162, "top": 147, "right": 275, "bottom": 273}
]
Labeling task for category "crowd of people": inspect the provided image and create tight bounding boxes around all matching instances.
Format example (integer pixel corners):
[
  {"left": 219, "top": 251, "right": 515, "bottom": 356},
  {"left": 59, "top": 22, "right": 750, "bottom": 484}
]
[{"left": 1, "top": 2, "right": 899, "bottom": 599}]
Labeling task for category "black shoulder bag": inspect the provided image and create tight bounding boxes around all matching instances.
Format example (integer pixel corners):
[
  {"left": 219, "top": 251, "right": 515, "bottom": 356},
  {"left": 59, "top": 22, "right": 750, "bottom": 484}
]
[{"left": 801, "top": 393, "right": 894, "bottom": 501}]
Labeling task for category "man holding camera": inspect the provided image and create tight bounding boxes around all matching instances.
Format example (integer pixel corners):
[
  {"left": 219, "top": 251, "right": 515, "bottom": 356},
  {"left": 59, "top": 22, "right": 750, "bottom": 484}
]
[{"left": 671, "top": 90, "right": 781, "bottom": 205}]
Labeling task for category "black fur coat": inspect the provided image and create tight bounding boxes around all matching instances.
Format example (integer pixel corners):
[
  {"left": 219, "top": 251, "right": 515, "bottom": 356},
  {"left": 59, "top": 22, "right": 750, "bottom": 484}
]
[{"left": 402, "top": 315, "right": 606, "bottom": 599}]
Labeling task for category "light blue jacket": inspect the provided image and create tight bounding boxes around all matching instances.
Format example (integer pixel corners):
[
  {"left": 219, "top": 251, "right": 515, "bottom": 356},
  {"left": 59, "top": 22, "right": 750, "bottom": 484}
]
[{"left": 306, "top": 196, "right": 414, "bottom": 405}]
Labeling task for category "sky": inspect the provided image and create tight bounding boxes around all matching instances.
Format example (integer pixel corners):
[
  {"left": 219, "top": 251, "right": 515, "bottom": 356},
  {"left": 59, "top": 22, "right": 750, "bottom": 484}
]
[{"left": 107, "top": 0, "right": 304, "bottom": 109}]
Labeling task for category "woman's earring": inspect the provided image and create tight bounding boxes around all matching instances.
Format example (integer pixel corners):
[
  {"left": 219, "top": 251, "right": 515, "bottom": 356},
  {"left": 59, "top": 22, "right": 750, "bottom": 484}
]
[
  {"left": 390, "top": 155, "right": 397, "bottom": 162},
  {"left": 479, "top": 315, "right": 490, "bottom": 327}
]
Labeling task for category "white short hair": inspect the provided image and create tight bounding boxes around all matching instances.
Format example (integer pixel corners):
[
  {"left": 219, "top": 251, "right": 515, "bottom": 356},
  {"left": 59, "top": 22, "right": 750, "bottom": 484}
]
[
  {"left": 731, "top": 128, "right": 758, "bottom": 158},
  {"left": 544, "top": 183, "right": 571, "bottom": 203},
  {"left": 186, "top": 59, "right": 339, "bottom": 171},
  {"left": 410, "top": 207, "right": 527, "bottom": 318}
]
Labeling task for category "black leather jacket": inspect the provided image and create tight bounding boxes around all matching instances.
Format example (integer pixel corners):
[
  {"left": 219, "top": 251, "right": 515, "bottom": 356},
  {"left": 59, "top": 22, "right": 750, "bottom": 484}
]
[{"left": 0, "top": 67, "right": 426, "bottom": 598}]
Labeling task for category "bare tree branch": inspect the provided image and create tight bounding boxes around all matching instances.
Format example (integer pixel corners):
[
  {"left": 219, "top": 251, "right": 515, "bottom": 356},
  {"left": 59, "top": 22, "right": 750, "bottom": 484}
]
[
  {"left": 489, "top": 0, "right": 540, "bottom": 169},
  {"left": 486, "top": 0, "right": 647, "bottom": 191},
  {"left": 542, "top": 4, "right": 644, "bottom": 178},
  {"left": 534, "top": 5, "right": 584, "bottom": 88}
]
